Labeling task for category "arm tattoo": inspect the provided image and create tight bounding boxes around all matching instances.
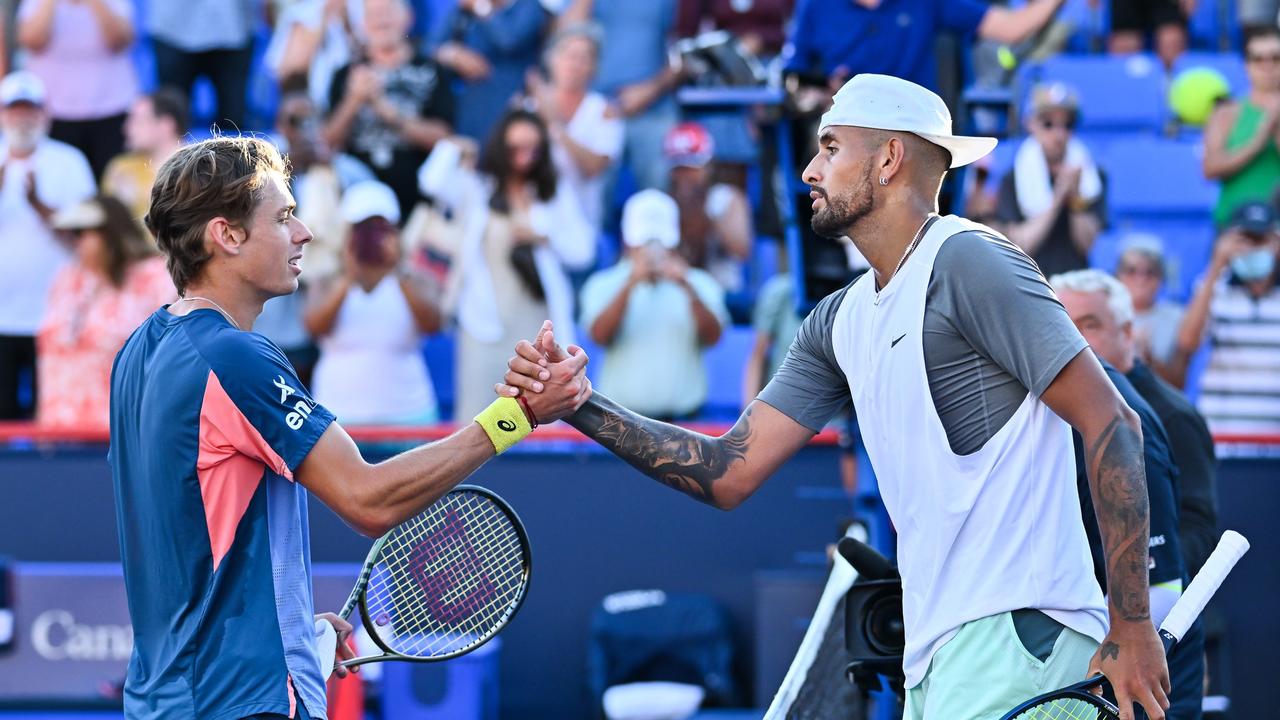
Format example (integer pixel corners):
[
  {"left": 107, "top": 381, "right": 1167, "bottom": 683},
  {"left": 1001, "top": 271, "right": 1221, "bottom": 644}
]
[
  {"left": 1100, "top": 641, "right": 1120, "bottom": 661},
  {"left": 1086, "top": 415, "right": 1152, "bottom": 623},
  {"left": 567, "top": 394, "right": 752, "bottom": 508}
]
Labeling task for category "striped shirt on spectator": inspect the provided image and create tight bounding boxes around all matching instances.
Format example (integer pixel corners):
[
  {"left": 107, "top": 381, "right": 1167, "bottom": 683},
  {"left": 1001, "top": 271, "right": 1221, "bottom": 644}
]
[{"left": 1197, "top": 279, "right": 1280, "bottom": 435}]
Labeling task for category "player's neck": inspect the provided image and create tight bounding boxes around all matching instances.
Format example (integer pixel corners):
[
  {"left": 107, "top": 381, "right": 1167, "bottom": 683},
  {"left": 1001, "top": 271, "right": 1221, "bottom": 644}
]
[
  {"left": 174, "top": 281, "right": 264, "bottom": 332},
  {"left": 850, "top": 198, "right": 936, "bottom": 289}
]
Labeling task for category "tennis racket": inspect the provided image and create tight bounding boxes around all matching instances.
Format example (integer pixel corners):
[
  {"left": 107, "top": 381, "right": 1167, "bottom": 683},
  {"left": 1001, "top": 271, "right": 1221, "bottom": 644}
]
[
  {"left": 316, "top": 485, "right": 532, "bottom": 678},
  {"left": 998, "top": 530, "right": 1250, "bottom": 720}
]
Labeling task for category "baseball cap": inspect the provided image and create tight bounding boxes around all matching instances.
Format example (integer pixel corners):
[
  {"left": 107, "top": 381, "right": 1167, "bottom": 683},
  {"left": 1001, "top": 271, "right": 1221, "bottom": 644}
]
[
  {"left": 0, "top": 71, "right": 45, "bottom": 107},
  {"left": 622, "top": 189, "right": 680, "bottom": 249},
  {"left": 341, "top": 180, "right": 400, "bottom": 225},
  {"left": 1026, "top": 82, "right": 1081, "bottom": 118},
  {"left": 52, "top": 199, "right": 107, "bottom": 231},
  {"left": 819, "top": 74, "right": 996, "bottom": 168},
  {"left": 1229, "top": 201, "right": 1277, "bottom": 235},
  {"left": 663, "top": 122, "right": 715, "bottom": 168}
]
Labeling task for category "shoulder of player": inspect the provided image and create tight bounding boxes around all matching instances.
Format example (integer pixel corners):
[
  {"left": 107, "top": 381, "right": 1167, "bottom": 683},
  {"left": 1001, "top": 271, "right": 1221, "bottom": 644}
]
[
  {"left": 932, "top": 228, "right": 1039, "bottom": 286},
  {"left": 180, "top": 321, "right": 288, "bottom": 375}
]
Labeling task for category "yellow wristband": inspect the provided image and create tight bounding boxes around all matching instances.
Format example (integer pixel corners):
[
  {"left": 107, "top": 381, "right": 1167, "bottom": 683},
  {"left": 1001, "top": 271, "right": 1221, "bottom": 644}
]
[{"left": 473, "top": 396, "right": 533, "bottom": 454}]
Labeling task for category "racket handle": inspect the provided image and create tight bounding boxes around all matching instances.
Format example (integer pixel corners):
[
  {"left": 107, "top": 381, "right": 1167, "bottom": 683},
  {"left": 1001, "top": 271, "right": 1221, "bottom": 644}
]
[
  {"left": 316, "top": 619, "right": 338, "bottom": 680},
  {"left": 1158, "top": 530, "right": 1249, "bottom": 643}
]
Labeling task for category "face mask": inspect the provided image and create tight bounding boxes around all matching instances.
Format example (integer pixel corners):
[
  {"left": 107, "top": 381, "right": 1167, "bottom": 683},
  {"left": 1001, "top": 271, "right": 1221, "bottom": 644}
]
[{"left": 1231, "top": 248, "right": 1276, "bottom": 282}]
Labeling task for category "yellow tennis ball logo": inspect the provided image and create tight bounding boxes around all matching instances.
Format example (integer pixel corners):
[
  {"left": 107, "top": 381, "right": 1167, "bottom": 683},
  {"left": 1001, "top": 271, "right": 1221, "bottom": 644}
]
[{"left": 497, "top": 419, "right": 517, "bottom": 432}]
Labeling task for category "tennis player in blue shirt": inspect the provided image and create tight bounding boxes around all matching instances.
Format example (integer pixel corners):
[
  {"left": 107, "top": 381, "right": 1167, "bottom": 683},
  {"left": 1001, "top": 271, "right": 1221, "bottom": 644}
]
[{"left": 108, "top": 136, "right": 591, "bottom": 720}]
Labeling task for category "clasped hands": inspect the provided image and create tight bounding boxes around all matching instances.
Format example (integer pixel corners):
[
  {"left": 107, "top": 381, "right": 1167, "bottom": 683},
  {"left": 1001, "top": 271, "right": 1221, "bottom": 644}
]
[{"left": 494, "top": 320, "right": 592, "bottom": 423}]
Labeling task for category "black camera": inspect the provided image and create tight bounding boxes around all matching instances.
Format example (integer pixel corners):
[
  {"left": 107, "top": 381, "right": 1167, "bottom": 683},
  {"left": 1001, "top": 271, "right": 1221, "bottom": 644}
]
[{"left": 839, "top": 538, "right": 905, "bottom": 698}]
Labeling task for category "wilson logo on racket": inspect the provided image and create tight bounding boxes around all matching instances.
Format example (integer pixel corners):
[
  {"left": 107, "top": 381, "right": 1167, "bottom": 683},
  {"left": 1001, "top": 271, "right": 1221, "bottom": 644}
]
[{"left": 408, "top": 510, "right": 498, "bottom": 624}]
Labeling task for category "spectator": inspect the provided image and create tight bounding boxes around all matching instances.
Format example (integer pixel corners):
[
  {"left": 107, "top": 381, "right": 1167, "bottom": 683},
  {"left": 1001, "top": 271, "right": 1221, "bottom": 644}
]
[
  {"left": 782, "top": 0, "right": 1069, "bottom": 95},
  {"left": 254, "top": 84, "right": 377, "bottom": 387},
  {"left": 144, "top": 0, "right": 255, "bottom": 132},
  {"left": 1106, "top": 0, "right": 1190, "bottom": 69},
  {"left": 265, "top": 0, "right": 356, "bottom": 112},
  {"left": 326, "top": 0, "right": 455, "bottom": 221},
  {"left": 1204, "top": 27, "right": 1280, "bottom": 229},
  {"left": 558, "top": 0, "right": 683, "bottom": 192},
  {"left": 431, "top": 0, "right": 548, "bottom": 142},
  {"left": 276, "top": 82, "right": 376, "bottom": 282},
  {"left": 580, "top": 189, "right": 728, "bottom": 420},
  {"left": 741, "top": 268, "right": 800, "bottom": 405},
  {"left": 1051, "top": 268, "right": 1220, "bottom": 579},
  {"left": 418, "top": 109, "right": 594, "bottom": 419},
  {"left": 17, "top": 0, "right": 138, "bottom": 179},
  {"left": 304, "top": 180, "right": 442, "bottom": 424},
  {"left": 37, "top": 196, "right": 174, "bottom": 430},
  {"left": 664, "top": 121, "right": 752, "bottom": 292},
  {"left": 527, "top": 22, "right": 623, "bottom": 232},
  {"left": 1114, "top": 234, "right": 1185, "bottom": 382},
  {"left": 995, "top": 83, "right": 1106, "bottom": 278},
  {"left": 1177, "top": 202, "right": 1280, "bottom": 433},
  {"left": 101, "top": 88, "right": 188, "bottom": 224},
  {"left": 675, "top": 0, "right": 793, "bottom": 58},
  {"left": 0, "top": 71, "right": 96, "bottom": 420}
]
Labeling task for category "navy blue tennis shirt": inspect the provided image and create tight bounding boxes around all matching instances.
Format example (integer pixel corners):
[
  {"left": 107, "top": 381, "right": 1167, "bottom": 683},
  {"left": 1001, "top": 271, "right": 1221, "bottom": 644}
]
[
  {"left": 109, "top": 308, "right": 336, "bottom": 719},
  {"left": 783, "top": 0, "right": 990, "bottom": 89}
]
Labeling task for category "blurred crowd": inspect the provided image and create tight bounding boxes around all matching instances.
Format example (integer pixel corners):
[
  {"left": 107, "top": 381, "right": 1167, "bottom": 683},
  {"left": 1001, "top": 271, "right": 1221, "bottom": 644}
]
[{"left": 0, "top": 0, "right": 1276, "bottom": 441}]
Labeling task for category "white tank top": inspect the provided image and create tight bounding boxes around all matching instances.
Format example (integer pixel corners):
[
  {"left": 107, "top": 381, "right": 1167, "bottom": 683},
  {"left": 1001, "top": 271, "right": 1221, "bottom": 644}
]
[
  {"left": 313, "top": 275, "right": 437, "bottom": 424},
  {"left": 831, "top": 215, "right": 1107, "bottom": 687}
]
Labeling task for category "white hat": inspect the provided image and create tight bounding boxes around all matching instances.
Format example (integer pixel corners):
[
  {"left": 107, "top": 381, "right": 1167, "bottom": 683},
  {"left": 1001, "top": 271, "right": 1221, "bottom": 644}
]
[
  {"left": 0, "top": 71, "right": 45, "bottom": 107},
  {"left": 340, "top": 180, "right": 400, "bottom": 224},
  {"left": 819, "top": 74, "right": 996, "bottom": 169},
  {"left": 622, "top": 189, "right": 679, "bottom": 249},
  {"left": 52, "top": 199, "right": 107, "bottom": 231}
]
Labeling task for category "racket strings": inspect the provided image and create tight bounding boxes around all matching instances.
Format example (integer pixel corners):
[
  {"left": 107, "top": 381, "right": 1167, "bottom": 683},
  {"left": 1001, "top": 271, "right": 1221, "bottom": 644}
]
[
  {"left": 1009, "top": 697, "right": 1117, "bottom": 720},
  {"left": 362, "top": 491, "right": 527, "bottom": 658}
]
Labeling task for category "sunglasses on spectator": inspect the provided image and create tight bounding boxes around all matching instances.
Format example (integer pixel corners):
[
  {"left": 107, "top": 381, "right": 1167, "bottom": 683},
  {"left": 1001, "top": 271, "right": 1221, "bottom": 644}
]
[
  {"left": 1247, "top": 52, "right": 1280, "bottom": 64},
  {"left": 1117, "top": 264, "right": 1160, "bottom": 279}
]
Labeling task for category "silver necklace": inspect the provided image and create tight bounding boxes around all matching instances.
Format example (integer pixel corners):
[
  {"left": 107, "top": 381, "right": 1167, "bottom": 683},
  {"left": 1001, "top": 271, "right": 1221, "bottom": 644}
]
[
  {"left": 874, "top": 214, "right": 934, "bottom": 306},
  {"left": 175, "top": 296, "right": 241, "bottom": 330}
]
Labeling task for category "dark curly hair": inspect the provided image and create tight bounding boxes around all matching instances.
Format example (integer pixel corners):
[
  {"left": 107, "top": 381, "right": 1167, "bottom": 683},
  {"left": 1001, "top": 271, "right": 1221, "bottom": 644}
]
[
  {"left": 144, "top": 137, "right": 289, "bottom": 294},
  {"left": 477, "top": 108, "right": 558, "bottom": 214}
]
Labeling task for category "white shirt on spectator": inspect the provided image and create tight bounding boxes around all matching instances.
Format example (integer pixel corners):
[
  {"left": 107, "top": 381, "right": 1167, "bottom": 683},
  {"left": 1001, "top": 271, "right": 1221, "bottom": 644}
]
[
  {"left": 264, "top": 0, "right": 353, "bottom": 111},
  {"left": 550, "top": 92, "right": 623, "bottom": 231},
  {"left": 311, "top": 274, "right": 438, "bottom": 424},
  {"left": 579, "top": 259, "right": 729, "bottom": 418},
  {"left": 145, "top": 0, "right": 253, "bottom": 52},
  {"left": 19, "top": 0, "right": 140, "bottom": 121},
  {"left": 0, "top": 138, "right": 96, "bottom": 336}
]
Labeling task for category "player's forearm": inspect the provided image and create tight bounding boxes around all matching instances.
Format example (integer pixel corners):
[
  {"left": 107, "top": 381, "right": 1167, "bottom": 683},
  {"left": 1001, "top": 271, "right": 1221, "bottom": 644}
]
[
  {"left": 566, "top": 393, "right": 753, "bottom": 509},
  {"left": 356, "top": 423, "right": 495, "bottom": 533},
  {"left": 1083, "top": 406, "right": 1153, "bottom": 623}
]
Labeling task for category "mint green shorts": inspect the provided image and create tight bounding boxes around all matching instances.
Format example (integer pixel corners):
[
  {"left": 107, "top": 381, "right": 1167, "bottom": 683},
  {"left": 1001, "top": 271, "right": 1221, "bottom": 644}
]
[{"left": 904, "top": 611, "right": 1099, "bottom": 720}]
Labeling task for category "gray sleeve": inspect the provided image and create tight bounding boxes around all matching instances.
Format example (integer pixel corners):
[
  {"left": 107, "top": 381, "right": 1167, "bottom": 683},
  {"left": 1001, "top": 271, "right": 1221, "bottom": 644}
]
[
  {"left": 756, "top": 285, "right": 853, "bottom": 432},
  {"left": 931, "top": 231, "right": 1087, "bottom": 396}
]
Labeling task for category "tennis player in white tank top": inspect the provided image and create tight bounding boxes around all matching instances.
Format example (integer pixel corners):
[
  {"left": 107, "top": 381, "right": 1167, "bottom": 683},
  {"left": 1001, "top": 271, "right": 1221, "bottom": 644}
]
[{"left": 503, "top": 75, "right": 1172, "bottom": 720}]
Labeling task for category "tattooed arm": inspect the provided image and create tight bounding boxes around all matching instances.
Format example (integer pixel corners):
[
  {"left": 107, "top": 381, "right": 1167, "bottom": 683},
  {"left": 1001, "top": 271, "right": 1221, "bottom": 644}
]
[
  {"left": 1042, "top": 349, "right": 1171, "bottom": 720},
  {"left": 566, "top": 395, "right": 815, "bottom": 510},
  {"left": 498, "top": 332, "right": 815, "bottom": 510}
]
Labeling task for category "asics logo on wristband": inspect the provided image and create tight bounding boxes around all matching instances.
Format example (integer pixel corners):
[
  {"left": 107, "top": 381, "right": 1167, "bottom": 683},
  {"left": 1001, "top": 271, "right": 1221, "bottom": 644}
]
[{"left": 497, "top": 420, "right": 517, "bottom": 432}]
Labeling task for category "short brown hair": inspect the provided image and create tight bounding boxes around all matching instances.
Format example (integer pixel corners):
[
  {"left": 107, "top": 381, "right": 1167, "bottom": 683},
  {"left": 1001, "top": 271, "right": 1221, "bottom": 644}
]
[{"left": 145, "top": 137, "right": 289, "bottom": 293}]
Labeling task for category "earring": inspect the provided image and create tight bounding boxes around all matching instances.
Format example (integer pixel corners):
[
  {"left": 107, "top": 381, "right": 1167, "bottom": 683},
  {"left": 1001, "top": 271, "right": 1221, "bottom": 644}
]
[{"left": 879, "top": 177, "right": 889, "bottom": 186}]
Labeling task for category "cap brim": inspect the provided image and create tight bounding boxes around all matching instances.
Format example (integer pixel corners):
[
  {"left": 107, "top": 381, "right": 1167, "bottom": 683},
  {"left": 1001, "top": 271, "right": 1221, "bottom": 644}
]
[{"left": 914, "top": 132, "right": 998, "bottom": 168}]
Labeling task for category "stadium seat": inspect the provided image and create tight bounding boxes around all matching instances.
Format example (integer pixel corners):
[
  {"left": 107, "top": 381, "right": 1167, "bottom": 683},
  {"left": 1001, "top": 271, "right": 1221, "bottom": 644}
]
[
  {"left": 700, "top": 325, "right": 756, "bottom": 421},
  {"left": 1172, "top": 51, "right": 1249, "bottom": 98},
  {"left": 1100, "top": 137, "right": 1217, "bottom": 221},
  {"left": 1018, "top": 54, "right": 1166, "bottom": 133},
  {"left": 379, "top": 636, "right": 500, "bottom": 720}
]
